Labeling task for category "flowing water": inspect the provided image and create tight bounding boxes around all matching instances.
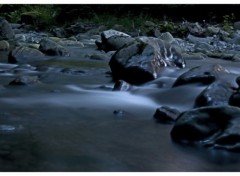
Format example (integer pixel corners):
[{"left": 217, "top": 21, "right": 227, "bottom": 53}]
[{"left": 1, "top": 46, "right": 240, "bottom": 171}]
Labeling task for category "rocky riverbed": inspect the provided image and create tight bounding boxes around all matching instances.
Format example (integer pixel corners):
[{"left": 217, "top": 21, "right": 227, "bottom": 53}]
[{"left": 2, "top": 17, "right": 240, "bottom": 171}]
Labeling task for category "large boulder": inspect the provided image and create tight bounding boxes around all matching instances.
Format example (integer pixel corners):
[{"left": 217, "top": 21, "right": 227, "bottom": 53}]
[
  {"left": 8, "top": 46, "right": 44, "bottom": 64},
  {"left": 0, "top": 18, "right": 14, "bottom": 40},
  {"left": 109, "top": 37, "right": 185, "bottom": 85},
  {"left": 39, "top": 38, "right": 70, "bottom": 56},
  {"left": 172, "top": 64, "right": 230, "bottom": 87},
  {"left": 171, "top": 106, "right": 240, "bottom": 152},
  {"left": 194, "top": 80, "right": 234, "bottom": 108}
]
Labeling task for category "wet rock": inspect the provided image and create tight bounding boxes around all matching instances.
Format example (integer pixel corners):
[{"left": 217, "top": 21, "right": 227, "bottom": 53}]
[
  {"left": 0, "top": 18, "right": 14, "bottom": 40},
  {"left": 39, "top": 38, "right": 70, "bottom": 56},
  {"left": 0, "top": 40, "right": 9, "bottom": 51},
  {"left": 171, "top": 105, "right": 240, "bottom": 152},
  {"left": 153, "top": 106, "right": 180, "bottom": 124},
  {"left": 194, "top": 80, "right": 234, "bottom": 108},
  {"left": 97, "top": 29, "right": 134, "bottom": 52},
  {"left": 9, "top": 76, "right": 39, "bottom": 85},
  {"left": 109, "top": 37, "right": 185, "bottom": 85},
  {"left": 8, "top": 46, "right": 44, "bottom": 64},
  {"left": 173, "top": 64, "right": 229, "bottom": 87},
  {"left": 113, "top": 80, "right": 132, "bottom": 91}
]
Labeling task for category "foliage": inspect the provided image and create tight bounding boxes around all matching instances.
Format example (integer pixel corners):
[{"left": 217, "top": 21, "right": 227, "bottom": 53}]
[
  {"left": 223, "top": 13, "right": 235, "bottom": 33},
  {"left": 2, "top": 5, "right": 59, "bottom": 29}
]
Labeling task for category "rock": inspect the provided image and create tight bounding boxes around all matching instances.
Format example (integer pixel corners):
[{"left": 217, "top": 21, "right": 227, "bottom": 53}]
[
  {"left": 234, "top": 21, "right": 240, "bottom": 30},
  {"left": 113, "top": 80, "right": 132, "bottom": 91},
  {"left": 97, "top": 29, "right": 134, "bottom": 52},
  {"left": 50, "top": 27, "right": 66, "bottom": 38},
  {"left": 39, "top": 38, "right": 70, "bottom": 56},
  {"left": 207, "top": 26, "right": 220, "bottom": 35},
  {"left": 194, "top": 42, "right": 212, "bottom": 53},
  {"left": 9, "top": 76, "right": 39, "bottom": 85},
  {"left": 109, "top": 37, "right": 185, "bottom": 84},
  {"left": 230, "top": 34, "right": 240, "bottom": 45},
  {"left": 65, "top": 22, "right": 97, "bottom": 35},
  {"left": 16, "top": 42, "right": 40, "bottom": 50},
  {"left": 187, "top": 34, "right": 211, "bottom": 44},
  {"left": 194, "top": 80, "right": 234, "bottom": 108},
  {"left": 183, "top": 53, "right": 206, "bottom": 60},
  {"left": 113, "top": 109, "right": 125, "bottom": 117},
  {"left": 0, "top": 18, "right": 14, "bottom": 40},
  {"left": 171, "top": 105, "right": 240, "bottom": 152},
  {"left": 173, "top": 64, "right": 230, "bottom": 87},
  {"left": 153, "top": 106, "right": 181, "bottom": 124},
  {"left": 142, "top": 21, "right": 159, "bottom": 37},
  {"left": 0, "top": 40, "right": 9, "bottom": 51},
  {"left": 144, "top": 21, "right": 156, "bottom": 28},
  {"left": 229, "top": 76, "right": 240, "bottom": 107},
  {"left": 206, "top": 52, "right": 240, "bottom": 61},
  {"left": 8, "top": 46, "right": 44, "bottom": 64},
  {"left": 15, "top": 32, "right": 48, "bottom": 43},
  {"left": 185, "top": 22, "right": 206, "bottom": 36},
  {"left": 89, "top": 53, "right": 108, "bottom": 61},
  {"left": 58, "top": 40, "right": 84, "bottom": 47},
  {"left": 11, "top": 23, "right": 22, "bottom": 29},
  {"left": 159, "top": 32, "right": 175, "bottom": 43}
]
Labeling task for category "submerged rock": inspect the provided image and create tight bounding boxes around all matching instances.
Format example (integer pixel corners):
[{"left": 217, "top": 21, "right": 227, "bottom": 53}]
[
  {"left": 153, "top": 106, "right": 180, "bottom": 124},
  {"left": 109, "top": 37, "right": 185, "bottom": 85},
  {"left": 8, "top": 46, "right": 44, "bottom": 64},
  {"left": 171, "top": 106, "right": 240, "bottom": 152},
  {"left": 173, "top": 64, "right": 229, "bottom": 87}
]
